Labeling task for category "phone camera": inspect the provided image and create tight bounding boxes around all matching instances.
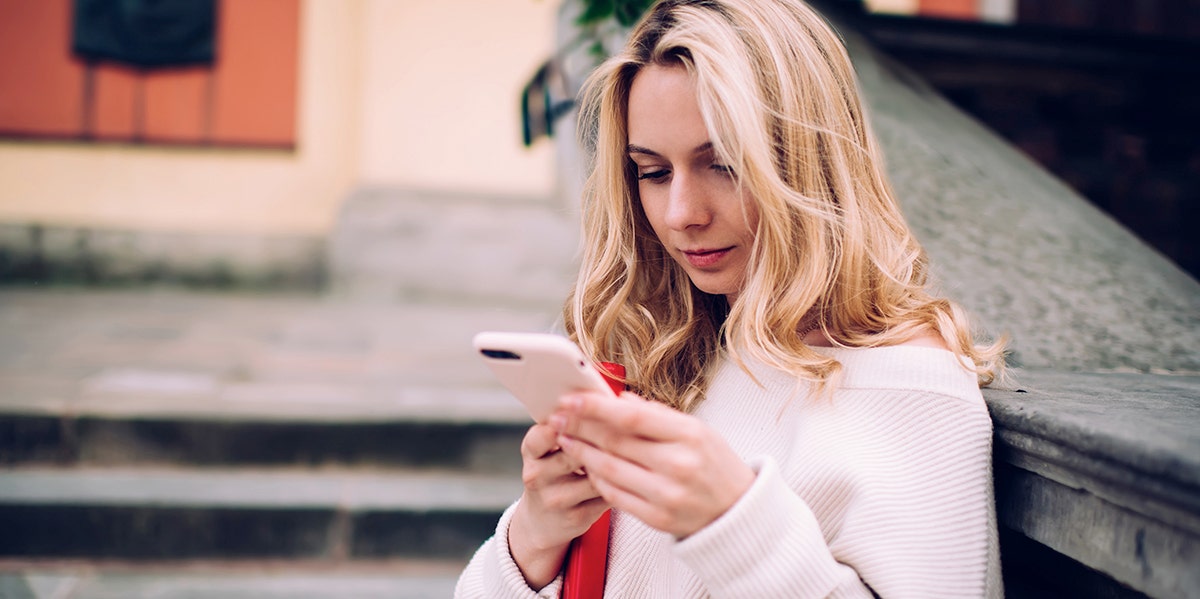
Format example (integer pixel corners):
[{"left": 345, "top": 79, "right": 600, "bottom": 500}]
[{"left": 481, "top": 349, "right": 522, "bottom": 360}]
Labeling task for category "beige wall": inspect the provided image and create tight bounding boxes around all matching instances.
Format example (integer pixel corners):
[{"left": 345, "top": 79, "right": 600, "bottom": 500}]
[
  {"left": 864, "top": 0, "right": 1016, "bottom": 20},
  {"left": 864, "top": 0, "right": 918, "bottom": 14},
  {"left": 0, "top": 0, "right": 558, "bottom": 236},
  {"left": 358, "top": 0, "right": 557, "bottom": 197}
]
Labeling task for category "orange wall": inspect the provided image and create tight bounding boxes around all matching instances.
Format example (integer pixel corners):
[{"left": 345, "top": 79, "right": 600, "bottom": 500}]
[
  {"left": 0, "top": 0, "right": 299, "bottom": 147},
  {"left": 919, "top": 0, "right": 977, "bottom": 19},
  {"left": 0, "top": 0, "right": 84, "bottom": 136},
  {"left": 0, "top": 0, "right": 561, "bottom": 236}
]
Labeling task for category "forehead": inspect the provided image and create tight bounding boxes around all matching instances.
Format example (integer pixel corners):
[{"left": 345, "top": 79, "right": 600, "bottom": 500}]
[{"left": 626, "top": 64, "right": 710, "bottom": 153}]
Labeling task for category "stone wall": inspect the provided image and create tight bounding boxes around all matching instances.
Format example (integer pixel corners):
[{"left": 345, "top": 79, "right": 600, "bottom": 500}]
[{"left": 822, "top": 4, "right": 1200, "bottom": 594}]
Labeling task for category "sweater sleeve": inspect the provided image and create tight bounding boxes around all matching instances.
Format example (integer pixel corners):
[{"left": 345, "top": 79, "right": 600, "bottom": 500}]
[
  {"left": 454, "top": 500, "right": 565, "bottom": 599},
  {"left": 673, "top": 456, "right": 873, "bottom": 598},
  {"left": 674, "top": 388, "right": 997, "bottom": 598}
]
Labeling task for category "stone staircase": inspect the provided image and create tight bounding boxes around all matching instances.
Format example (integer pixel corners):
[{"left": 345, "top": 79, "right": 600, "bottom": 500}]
[
  {"left": 0, "top": 287, "right": 566, "bottom": 597},
  {"left": 326, "top": 187, "right": 580, "bottom": 309},
  {"left": 2, "top": 423, "right": 524, "bottom": 562}
]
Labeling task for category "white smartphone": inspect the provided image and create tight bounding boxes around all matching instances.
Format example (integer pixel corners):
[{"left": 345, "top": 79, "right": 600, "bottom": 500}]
[{"left": 473, "top": 331, "right": 615, "bottom": 422}]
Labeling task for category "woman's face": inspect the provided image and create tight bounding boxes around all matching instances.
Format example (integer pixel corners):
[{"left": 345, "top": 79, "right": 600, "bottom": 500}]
[{"left": 627, "top": 64, "right": 759, "bottom": 303}]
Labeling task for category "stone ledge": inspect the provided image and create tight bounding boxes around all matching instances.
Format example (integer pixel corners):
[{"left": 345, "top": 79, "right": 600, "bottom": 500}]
[
  {"left": 984, "top": 371, "right": 1200, "bottom": 597},
  {"left": 0, "top": 223, "right": 325, "bottom": 291}
]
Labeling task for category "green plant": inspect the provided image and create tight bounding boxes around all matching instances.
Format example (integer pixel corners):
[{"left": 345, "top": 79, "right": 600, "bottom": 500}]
[
  {"left": 571, "top": 0, "right": 653, "bottom": 58},
  {"left": 576, "top": 0, "right": 654, "bottom": 27}
]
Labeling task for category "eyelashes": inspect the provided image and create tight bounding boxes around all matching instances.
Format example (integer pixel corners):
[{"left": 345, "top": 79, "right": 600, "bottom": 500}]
[
  {"left": 635, "top": 164, "right": 735, "bottom": 183},
  {"left": 637, "top": 170, "right": 670, "bottom": 182}
]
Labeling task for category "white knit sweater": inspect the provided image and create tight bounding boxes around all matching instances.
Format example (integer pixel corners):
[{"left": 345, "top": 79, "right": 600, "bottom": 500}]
[{"left": 455, "top": 345, "right": 1003, "bottom": 598}]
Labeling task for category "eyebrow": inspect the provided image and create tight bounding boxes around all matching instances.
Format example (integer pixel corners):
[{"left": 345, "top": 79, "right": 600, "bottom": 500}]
[{"left": 627, "top": 141, "right": 714, "bottom": 157}]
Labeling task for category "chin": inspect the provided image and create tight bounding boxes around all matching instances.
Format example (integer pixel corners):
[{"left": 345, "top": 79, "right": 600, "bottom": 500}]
[{"left": 689, "top": 278, "right": 737, "bottom": 298}]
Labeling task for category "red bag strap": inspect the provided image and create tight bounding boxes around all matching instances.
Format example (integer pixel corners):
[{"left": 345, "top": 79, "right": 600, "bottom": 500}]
[{"left": 561, "top": 362, "right": 623, "bottom": 599}]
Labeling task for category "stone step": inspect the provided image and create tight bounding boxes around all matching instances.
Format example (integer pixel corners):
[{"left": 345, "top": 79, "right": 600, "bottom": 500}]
[
  {"left": 0, "top": 288, "right": 550, "bottom": 471},
  {"left": 2, "top": 406, "right": 529, "bottom": 473},
  {"left": 327, "top": 188, "right": 579, "bottom": 307},
  {"left": 0, "top": 467, "right": 519, "bottom": 561},
  {"left": 0, "top": 558, "right": 467, "bottom": 599}
]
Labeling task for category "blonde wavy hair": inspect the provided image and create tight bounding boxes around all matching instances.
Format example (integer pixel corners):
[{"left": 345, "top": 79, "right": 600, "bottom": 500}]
[{"left": 564, "top": 0, "right": 1006, "bottom": 412}]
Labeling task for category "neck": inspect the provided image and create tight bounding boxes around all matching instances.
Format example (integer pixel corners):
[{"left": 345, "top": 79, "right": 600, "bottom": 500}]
[{"left": 800, "top": 320, "right": 833, "bottom": 347}]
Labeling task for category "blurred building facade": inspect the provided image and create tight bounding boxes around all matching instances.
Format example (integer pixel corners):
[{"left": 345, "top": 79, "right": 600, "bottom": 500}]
[
  {"left": 0, "top": 1, "right": 1197, "bottom": 596},
  {"left": 0, "top": 0, "right": 561, "bottom": 289},
  {"left": 860, "top": 0, "right": 1200, "bottom": 279}
]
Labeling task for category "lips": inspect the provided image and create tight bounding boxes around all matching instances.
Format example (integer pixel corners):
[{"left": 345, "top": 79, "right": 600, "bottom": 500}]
[{"left": 681, "top": 247, "right": 733, "bottom": 268}]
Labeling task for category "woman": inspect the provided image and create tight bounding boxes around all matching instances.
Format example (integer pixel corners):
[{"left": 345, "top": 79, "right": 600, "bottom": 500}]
[{"left": 457, "top": 0, "right": 1006, "bottom": 596}]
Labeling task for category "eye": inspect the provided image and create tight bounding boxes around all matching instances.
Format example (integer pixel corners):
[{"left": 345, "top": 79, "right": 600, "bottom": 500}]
[
  {"left": 637, "top": 169, "right": 670, "bottom": 183},
  {"left": 710, "top": 163, "right": 735, "bottom": 177}
]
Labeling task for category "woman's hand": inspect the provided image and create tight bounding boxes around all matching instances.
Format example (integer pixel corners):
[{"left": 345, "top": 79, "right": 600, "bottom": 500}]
[
  {"left": 507, "top": 422, "right": 610, "bottom": 589},
  {"left": 551, "top": 391, "right": 755, "bottom": 539}
]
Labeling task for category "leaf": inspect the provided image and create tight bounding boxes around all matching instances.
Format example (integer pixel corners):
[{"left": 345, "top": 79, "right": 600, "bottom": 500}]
[
  {"left": 588, "top": 39, "right": 607, "bottom": 59},
  {"left": 576, "top": 0, "right": 616, "bottom": 25},
  {"left": 614, "top": 0, "right": 652, "bottom": 27}
]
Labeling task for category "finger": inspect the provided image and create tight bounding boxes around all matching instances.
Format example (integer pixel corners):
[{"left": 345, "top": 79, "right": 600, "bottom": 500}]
[
  {"left": 566, "top": 420, "right": 666, "bottom": 469},
  {"left": 521, "top": 423, "right": 561, "bottom": 460},
  {"left": 558, "top": 433, "right": 660, "bottom": 503},
  {"left": 558, "top": 422, "right": 724, "bottom": 506},
  {"left": 586, "top": 471, "right": 676, "bottom": 533},
  {"left": 564, "top": 495, "right": 612, "bottom": 531},
  {"left": 524, "top": 445, "right": 590, "bottom": 486},
  {"left": 559, "top": 391, "right": 693, "bottom": 442},
  {"left": 559, "top": 434, "right": 676, "bottom": 530},
  {"left": 539, "top": 473, "right": 607, "bottom": 509},
  {"left": 619, "top": 390, "right": 649, "bottom": 402},
  {"left": 559, "top": 433, "right": 695, "bottom": 511},
  {"left": 542, "top": 446, "right": 588, "bottom": 478},
  {"left": 551, "top": 396, "right": 669, "bottom": 464},
  {"left": 573, "top": 495, "right": 609, "bottom": 514}
]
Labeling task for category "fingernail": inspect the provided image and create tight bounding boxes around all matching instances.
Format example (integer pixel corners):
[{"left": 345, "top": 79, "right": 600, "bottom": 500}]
[
  {"left": 557, "top": 434, "right": 573, "bottom": 448},
  {"left": 549, "top": 414, "right": 566, "bottom": 431},
  {"left": 564, "top": 395, "right": 583, "bottom": 410}
]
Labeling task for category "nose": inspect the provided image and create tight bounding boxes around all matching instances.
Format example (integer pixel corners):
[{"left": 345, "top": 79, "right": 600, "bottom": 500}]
[{"left": 663, "top": 171, "right": 712, "bottom": 230}]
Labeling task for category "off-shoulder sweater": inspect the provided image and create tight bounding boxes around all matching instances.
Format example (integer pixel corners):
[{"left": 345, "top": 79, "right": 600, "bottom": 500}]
[{"left": 455, "top": 345, "right": 1003, "bottom": 598}]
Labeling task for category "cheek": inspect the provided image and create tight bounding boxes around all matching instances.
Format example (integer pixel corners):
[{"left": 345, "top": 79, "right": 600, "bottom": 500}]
[
  {"left": 744, "top": 210, "right": 760, "bottom": 238},
  {"left": 738, "top": 195, "right": 760, "bottom": 236},
  {"left": 638, "top": 193, "right": 669, "bottom": 240}
]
